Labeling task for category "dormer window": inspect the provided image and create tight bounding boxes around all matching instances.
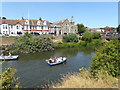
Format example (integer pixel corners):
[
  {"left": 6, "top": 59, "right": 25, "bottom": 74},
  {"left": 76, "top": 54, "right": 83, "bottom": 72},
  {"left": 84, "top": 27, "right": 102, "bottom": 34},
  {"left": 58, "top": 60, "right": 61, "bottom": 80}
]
[
  {"left": 25, "top": 20, "right": 29, "bottom": 24},
  {"left": 43, "top": 21, "right": 46, "bottom": 25},
  {"left": 37, "top": 21, "right": 40, "bottom": 25}
]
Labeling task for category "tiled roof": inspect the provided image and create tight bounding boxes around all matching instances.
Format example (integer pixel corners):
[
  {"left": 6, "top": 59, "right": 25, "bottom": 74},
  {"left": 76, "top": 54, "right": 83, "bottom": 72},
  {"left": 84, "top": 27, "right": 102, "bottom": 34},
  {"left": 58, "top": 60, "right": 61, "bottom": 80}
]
[
  {"left": 0, "top": 19, "right": 22, "bottom": 25},
  {"left": 0, "top": 19, "right": 50, "bottom": 26},
  {"left": 53, "top": 19, "right": 68, "bottom": 25}
]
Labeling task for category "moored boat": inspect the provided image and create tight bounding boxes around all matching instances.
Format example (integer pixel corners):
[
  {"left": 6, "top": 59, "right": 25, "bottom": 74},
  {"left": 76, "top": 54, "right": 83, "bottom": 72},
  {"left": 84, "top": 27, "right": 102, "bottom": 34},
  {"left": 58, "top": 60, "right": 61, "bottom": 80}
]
[
  {"left": 46, "top": 57, "right": 66, "bottom": 66},
  {"left": 0, "top": 55, "right": 19, "bottom": 61}
]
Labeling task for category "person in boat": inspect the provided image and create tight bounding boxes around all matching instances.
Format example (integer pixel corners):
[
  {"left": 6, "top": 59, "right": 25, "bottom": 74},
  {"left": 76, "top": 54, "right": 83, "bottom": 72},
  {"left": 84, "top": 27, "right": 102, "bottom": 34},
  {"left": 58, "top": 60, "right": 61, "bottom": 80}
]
[
  {"left": 53, "top": 57, "right": 57, "bottom": 63},
  {"left": 0, "top": 53, "right": 4, "bottom": 58},
  {"left": 59, "top": 56, "right": 63, "bottom": 61},
  {"left": 57, "top": 57, "right": 62, "bottom": 62},
  {"left": 49, "top": 57, "right": 52, "bottom": 63},
  {"left": 8, "top": 52, "right": 12, "bottom": 58}
]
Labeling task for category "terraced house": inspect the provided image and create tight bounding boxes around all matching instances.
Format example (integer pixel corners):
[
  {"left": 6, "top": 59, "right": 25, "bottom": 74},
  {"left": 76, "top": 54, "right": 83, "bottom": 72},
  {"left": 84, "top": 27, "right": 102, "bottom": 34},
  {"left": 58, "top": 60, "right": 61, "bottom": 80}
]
[
  {"left": 0, "top": 16, "right": 77, "bottom": 36},
  {"left": 0, "top": 17, "right": 50, "bottom": 36}
]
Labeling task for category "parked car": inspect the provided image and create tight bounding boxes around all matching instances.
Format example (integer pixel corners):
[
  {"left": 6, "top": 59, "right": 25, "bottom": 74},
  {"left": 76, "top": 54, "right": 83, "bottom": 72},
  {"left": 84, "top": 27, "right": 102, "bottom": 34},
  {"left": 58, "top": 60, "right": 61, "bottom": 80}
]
[{"left": 0, "top": 34, "right": 5, "bottom": 37}]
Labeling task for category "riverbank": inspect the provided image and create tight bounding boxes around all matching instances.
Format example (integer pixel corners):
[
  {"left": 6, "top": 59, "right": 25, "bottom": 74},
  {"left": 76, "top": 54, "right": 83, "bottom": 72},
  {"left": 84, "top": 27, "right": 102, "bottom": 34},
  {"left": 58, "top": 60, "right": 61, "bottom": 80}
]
[
  {"left": 0, "top": 37, "right": 15, "bottom": 46},
  {"left": 56, "top": 39, "right": 103, "bottom": 49},
  {"left": 0, "top": 36, "right": 62, "bottom": 46},
  {"left": 0, "top": 34, "right": 103, "bottom": 54},
  {"left": 51, "top": 71, "right": 118, "bottom": 88}
]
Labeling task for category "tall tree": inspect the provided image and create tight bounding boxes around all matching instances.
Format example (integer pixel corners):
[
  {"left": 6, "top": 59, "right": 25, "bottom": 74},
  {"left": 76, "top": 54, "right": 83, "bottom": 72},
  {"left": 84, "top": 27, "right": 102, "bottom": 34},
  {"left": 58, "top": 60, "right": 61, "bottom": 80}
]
[
  {"left": 77, "top": 24, "right": 86, "bottom": 34},
  {"left": 117, "top": 24, "right": 120, "bottom": 33},
  {"left": 2, "top": 17, "right": 6, "bottom": 19}
]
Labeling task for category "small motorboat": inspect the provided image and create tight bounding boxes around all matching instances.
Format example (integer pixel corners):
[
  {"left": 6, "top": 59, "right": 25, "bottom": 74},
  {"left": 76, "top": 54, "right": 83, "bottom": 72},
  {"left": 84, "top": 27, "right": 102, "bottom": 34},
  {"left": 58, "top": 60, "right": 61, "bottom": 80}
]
[
  {"left": 46, "top": 57, "right": 66, "bottom": 66},
  {"left": 0, "top": 55, "right": 19, "bottom": 61}
]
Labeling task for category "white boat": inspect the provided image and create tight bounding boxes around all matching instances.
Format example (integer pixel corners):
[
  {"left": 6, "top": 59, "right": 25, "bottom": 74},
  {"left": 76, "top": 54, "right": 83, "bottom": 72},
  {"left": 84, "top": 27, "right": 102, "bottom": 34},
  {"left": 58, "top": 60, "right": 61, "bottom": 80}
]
[
  {"left": 0, "top": 55, "right": 19, "bottom": 61},
  {"left": 46, "top": 57, "right": 66, "bottom": 66}
]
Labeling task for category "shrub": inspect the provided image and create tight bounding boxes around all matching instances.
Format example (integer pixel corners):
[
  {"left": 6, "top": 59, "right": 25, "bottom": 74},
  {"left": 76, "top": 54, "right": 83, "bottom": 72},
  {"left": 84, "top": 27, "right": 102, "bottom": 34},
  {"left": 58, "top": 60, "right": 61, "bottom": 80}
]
[
  {"left": 82, "top": 31, "right": 101, "bottom": 42},
  {"left": 56, "top": 43, "right": 79, "bottom": 48},
  {"left": 63, "top": 34, "right": 79, "bottom": 42},
  {"left": 79, "top": 41, "right": 87, "bottom": 47},
  {"left": 9, "top": 33, "right": 55, "bottom": 53},
  {"left": 1, "top": 67, "right": 20, "bottom": 89},
  {"left": 92, "top": 33, "right": 101, "bottom": 39},
  {"left": 82, "top": 31, "right": 93, "bottom": 42},
  {"left": 87, "top": 39, "right": 103, "bottom": 47},
  {"left": 90, "top": 39, "right": 120, "bottom": 77}
]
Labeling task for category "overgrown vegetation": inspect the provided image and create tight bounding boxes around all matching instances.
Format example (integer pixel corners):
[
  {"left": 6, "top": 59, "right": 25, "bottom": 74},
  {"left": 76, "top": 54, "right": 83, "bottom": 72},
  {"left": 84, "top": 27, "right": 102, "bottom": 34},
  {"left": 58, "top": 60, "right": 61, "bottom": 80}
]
[
  {"left": 90, "top": 39, "right": 120, "bottom": 77},
  {"left": 0, "top": 62, "right": 20, "bottom": 89},
  {"left": 82, "top": 31, "right": 101, "bottom": 42},
  {"left": 56, "top": 42, "right": 79, "bottom": 48},
  {"left": 63, "top": 34, "right": 79, "bottom": 42},
  {"left": 50, "top": 70, "right": 118, "bottom": 88},
  {"left": 8, "top": 32, "right": 55, "bottom": 53},
  {"left": 57, "top": 31, "right": 103, "bottom": 49}
]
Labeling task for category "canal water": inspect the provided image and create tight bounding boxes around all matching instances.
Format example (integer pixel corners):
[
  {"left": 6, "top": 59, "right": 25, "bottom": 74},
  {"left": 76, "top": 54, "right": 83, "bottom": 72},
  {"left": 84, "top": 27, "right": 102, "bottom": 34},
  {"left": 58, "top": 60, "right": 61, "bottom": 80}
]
[{"left": 2, "top": 48, "right": 95, "bottom": 88}]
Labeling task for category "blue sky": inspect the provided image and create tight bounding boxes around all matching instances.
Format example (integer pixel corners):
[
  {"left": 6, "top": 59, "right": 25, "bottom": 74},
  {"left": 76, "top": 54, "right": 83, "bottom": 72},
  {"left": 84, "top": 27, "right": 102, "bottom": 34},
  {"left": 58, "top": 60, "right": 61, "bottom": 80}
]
[{"left": 1, "top": 2, "right": 118, "bottom": 28}]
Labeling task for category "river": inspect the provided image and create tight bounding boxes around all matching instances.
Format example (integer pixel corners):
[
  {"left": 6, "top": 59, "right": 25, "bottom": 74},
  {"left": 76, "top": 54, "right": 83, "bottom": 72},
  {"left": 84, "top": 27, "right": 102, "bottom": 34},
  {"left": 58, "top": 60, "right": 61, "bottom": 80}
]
[{"left": 2, "top": 47, "right": 95, "bottom": 88}]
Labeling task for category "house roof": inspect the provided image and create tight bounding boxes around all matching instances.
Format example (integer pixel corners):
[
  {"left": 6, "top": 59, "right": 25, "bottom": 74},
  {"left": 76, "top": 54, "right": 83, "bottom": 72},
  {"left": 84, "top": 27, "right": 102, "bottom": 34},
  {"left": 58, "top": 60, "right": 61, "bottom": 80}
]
[
  {"left": 53, "top": 19, "right": 68, "bottom": 25},
  {"left": 0, "top": 19, "right": 22, "bottom": 25},
  {"left": 0, "top": 19, "right": 50, "bottom": 26}
]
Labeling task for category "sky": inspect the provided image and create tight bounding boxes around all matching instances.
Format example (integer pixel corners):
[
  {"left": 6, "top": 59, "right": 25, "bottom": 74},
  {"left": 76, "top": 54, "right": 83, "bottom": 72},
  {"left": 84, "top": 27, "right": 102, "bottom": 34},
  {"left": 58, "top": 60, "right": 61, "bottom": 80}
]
[{"left": 1, "top": 2, "right": 118, "bottom": 28}]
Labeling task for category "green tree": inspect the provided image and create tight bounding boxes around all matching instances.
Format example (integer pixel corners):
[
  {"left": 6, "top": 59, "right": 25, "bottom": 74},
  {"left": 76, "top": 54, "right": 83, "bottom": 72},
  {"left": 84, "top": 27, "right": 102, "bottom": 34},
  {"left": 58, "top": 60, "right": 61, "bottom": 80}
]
[
  {"left": 2, "top": 17, "right": 6, "bottom": 19},
  {"left": 117, "top": 24, "right": 120, "bottom": 33},
  {"left": 77, "top": 24, "right": 86, "bottom": 34},
  {"left": 82, "top": 31, "right": 93, "bottom": 42},
  {"left": 92, "top": 33, "right": 101, "bottom": 39},
  {"left": 90, "top": 39, "right": 120, "bottom": 77}
]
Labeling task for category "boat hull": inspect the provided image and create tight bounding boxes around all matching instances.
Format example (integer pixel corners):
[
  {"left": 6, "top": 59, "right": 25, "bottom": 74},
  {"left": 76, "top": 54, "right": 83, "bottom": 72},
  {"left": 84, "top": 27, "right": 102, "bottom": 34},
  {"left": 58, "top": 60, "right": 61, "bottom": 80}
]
[
  {"left": 46, "top": 57, "right": 66, "bottom": 66},
  {"left": 0, "top": 55, "right": 19, "bottom": 61}
]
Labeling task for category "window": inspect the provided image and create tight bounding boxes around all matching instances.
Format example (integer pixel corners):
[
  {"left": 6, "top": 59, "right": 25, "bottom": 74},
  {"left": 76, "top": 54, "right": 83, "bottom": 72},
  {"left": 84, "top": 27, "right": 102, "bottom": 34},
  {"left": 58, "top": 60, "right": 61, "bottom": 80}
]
[
  {"left": 6, "top": 25, "right": 7, "bottom": 29},
  {"left": 11, "top": 25, "right": 13, "bottom": 29},
  {"left": 37, "top": 21, "right": 40, "bottom": 25},
  {"left": 41, "top": 26, "right": 43, "bottom": 29},
  {"left": 25, "top": 20, "right": 29, "bottom": 24},
  {"left": 3, "top": 25, "right": 5, "bottom": 29},
  {"left": 27, "top": 26, "right": 28, "bottom": 30},
  {"left": 43, "top": 21, "right": 46, "bottom": 25},
  {"left": 16, "top": 26, "right": 19, "bottom": 29},
  {"left": 3, "top": 25, "right": 4, "bottom": 29}
]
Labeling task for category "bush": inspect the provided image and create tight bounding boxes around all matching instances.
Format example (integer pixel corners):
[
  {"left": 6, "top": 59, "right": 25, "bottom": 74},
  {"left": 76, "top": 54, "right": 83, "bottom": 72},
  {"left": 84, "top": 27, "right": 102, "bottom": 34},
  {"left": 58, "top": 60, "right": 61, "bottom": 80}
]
[
  {"left": 1, "top": 67, "right": 20, "bottom": 89},
  {"left": 63, "top": 34, "right": 79, "bottom": 42},
  {"left": 9, "top": 33, "right": 55, "bottom": 53},
  {"left": 87, "top": 39, "right": 103, "bottom": 47},
  {"left": 92, "top": 33, "right": 101, "bottom": 39},
  {"left": 82, "top": 31, "right": 101, "bottom": 42},
  {"left": 82, "top": 31, "right": 93, "bottom": 42},
  {"left": 90, "top": 39, "right": 120, "bottom": 77},
  {"left": 56, "top": 43, "right": 79, "bottom": 48},
  {"left": 79, "top": 41, "right": 87, "bottom": 47}
]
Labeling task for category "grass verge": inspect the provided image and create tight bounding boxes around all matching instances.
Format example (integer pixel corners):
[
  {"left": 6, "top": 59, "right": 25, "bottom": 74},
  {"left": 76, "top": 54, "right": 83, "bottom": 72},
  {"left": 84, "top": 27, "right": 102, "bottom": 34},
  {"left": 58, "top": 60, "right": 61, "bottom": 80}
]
[{"left": 50, "top": 71, "right": 118, "bottom": 88}]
